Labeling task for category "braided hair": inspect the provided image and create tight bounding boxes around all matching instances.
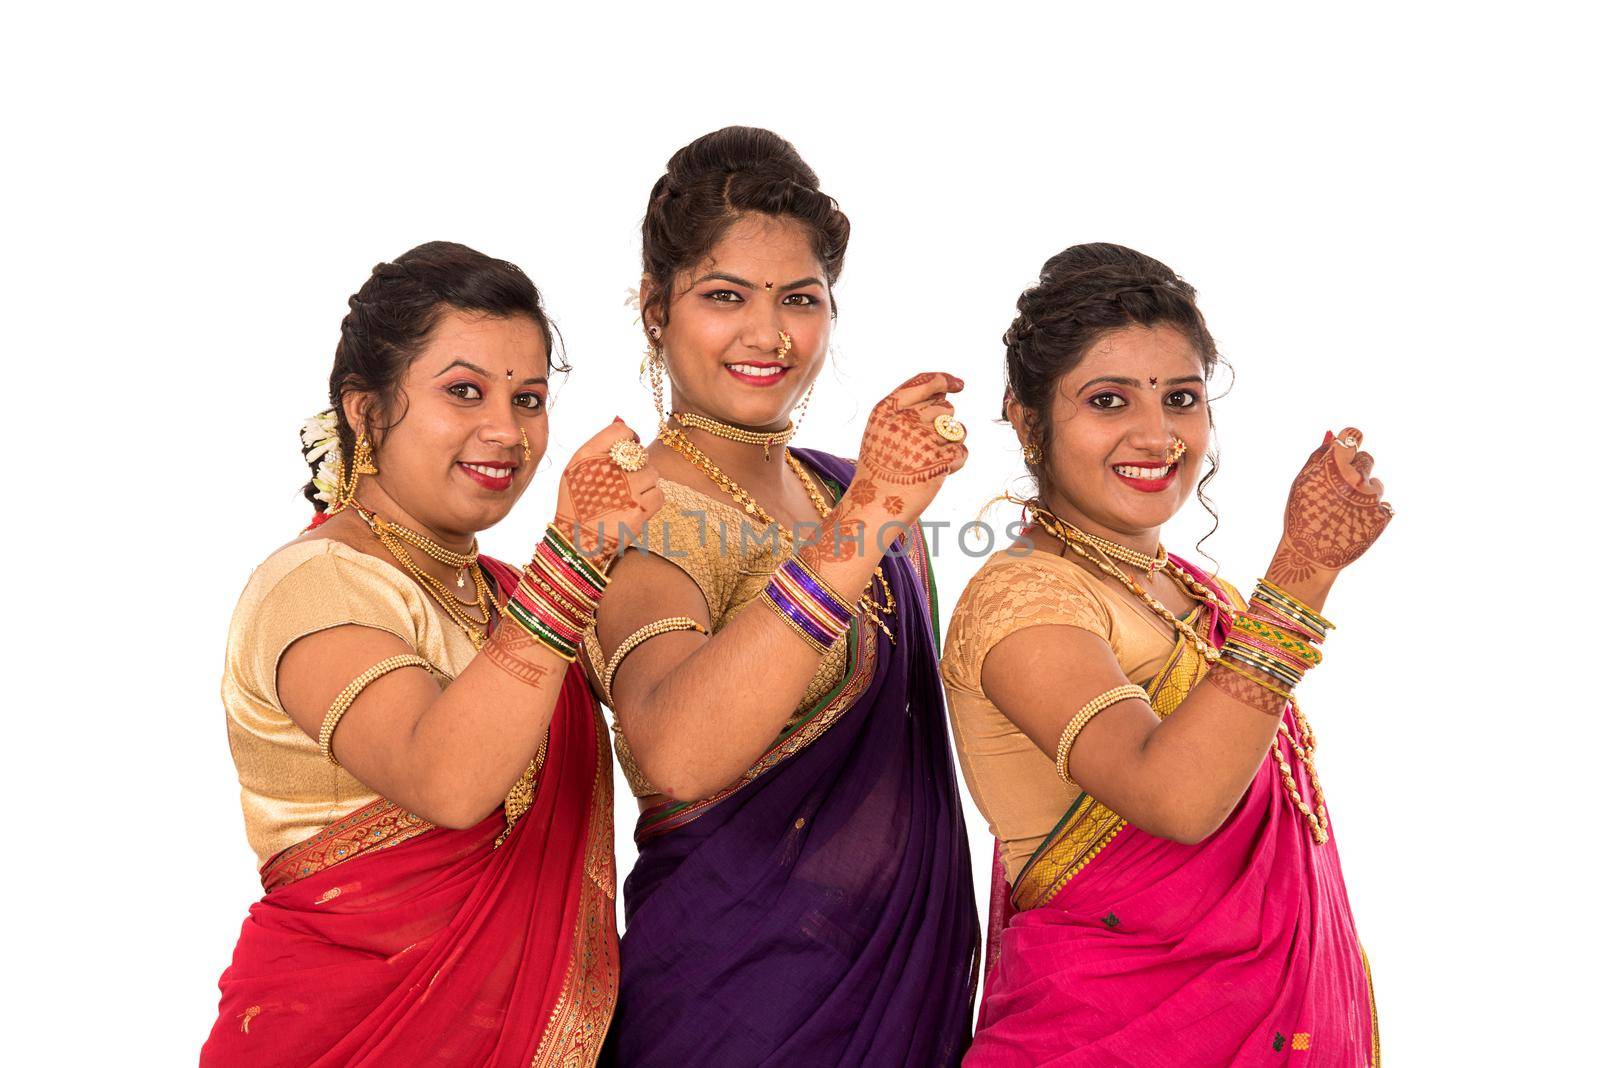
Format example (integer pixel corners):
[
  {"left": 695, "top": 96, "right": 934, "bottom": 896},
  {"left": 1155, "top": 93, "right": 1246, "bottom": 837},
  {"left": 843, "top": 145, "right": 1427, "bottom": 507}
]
[
  {"left": 303, "top": 240, "right": 564, "bottom": 512},
  {"left": 1002, "top": 242, "right": 1226, "bottom": 544},
  {"left": 640, "top": 126, "right": 850, "bottom": 330}
]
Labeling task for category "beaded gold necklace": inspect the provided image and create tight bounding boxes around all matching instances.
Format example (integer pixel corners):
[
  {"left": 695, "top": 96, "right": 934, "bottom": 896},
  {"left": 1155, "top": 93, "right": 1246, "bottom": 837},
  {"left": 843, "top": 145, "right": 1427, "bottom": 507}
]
[
  {"left": 658, "top": 427, "right": 897, "bottom": 639},
  {"left": 351, "top": 501, "right": 495, "bottom": 649},
  {"left": 671, "top": 410, "right": 796, "bottom": 461}
]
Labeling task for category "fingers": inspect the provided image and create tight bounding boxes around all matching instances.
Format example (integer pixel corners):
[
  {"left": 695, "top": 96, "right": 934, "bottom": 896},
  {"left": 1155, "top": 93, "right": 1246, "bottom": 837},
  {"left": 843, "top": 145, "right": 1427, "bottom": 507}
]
[
  {"left": 580, "top": 417, "right": 643, "bottom": 455},
  {"left": 892, "top": 371, "right": 965, "bottom": 408}
]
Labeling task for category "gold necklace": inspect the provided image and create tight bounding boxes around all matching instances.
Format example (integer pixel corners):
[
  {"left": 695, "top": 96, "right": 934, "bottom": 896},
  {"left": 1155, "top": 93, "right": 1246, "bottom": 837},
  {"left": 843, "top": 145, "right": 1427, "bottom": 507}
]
[
  {"left": 1273, "top": 705, "right": 1331, "bottom": 844},
  {"left": 1049, "top": 516, "right": 1167, "bottom": 576},
  {"left": 363, "top": 506, "right": 479, "bottom": 588},
  {"left": 671, "top": 410, "right": 796, "bottom": 461},
  {"left": 352, "top": 502, "right": 494, "bottom": 648},
  {"left": 658, "top": 429, "right": 897, "bottom": 638},
  {"left": 1025, "top": 500, "right": 1227, "bottom": 662}
]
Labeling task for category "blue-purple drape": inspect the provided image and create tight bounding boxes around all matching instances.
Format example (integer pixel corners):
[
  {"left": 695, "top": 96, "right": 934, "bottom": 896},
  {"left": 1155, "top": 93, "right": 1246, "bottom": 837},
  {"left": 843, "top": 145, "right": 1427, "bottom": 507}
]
[{"left": 602, "top": 448, "right": 979, "bottom": 1067}]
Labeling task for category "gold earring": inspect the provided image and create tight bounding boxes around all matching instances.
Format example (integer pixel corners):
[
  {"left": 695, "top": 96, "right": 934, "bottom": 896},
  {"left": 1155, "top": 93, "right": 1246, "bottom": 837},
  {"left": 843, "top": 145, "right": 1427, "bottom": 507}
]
[
  {"left": 1022, "top": 441, "right": 1043, "bottom": 465},
  {"left": 341, "top": 433, "right": 378, "bottom": 506},
  {"left": 649, "top": 346, "right": 667, "bottom": 429},
  {"left": 521, "top": 427, "right": 532, "bottom": 464}
]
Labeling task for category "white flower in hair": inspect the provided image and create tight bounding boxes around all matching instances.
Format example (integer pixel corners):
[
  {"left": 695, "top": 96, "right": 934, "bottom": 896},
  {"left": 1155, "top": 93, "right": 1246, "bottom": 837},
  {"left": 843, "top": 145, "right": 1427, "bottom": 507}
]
[{"left": 300, "top": 409, "right": 343, "bottom": 506}]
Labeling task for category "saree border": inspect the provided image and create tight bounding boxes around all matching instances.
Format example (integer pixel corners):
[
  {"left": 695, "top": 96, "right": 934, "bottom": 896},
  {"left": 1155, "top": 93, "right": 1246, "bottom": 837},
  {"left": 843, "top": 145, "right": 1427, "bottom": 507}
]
[
  {"left": 531, "top": 703, "right": 620, "bottom": 1066},
  {"left": 1010, "top": 603, "right": 1215, "bottom": 911},
  {"left": 259, "top": 798, "right": 432, "bottom": 892},
  {"left": 635, "top": 469, "right": 901, "bottom": 841}
]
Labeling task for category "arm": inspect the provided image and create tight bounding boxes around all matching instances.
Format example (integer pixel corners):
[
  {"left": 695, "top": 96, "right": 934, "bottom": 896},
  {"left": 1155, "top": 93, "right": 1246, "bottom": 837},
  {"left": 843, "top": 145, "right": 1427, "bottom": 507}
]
[
  {"left": 276, "top": 420, "right": 664, "bottom": 829},
  {"left": 985, "top": 427, "right": 1393, "bottom": 844},
  {"left": 601, "top": 372, "right": 970, "bottom": 801}
]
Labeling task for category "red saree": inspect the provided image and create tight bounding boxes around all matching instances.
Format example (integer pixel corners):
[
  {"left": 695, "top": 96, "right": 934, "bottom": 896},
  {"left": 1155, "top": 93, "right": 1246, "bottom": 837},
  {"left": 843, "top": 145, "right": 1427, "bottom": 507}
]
[
  {"left": 202, "top": 558, "right": 617, "bottom": 1066},
  {"left": 969, "top": 561, "right": 1378, "bottom": 1067}
]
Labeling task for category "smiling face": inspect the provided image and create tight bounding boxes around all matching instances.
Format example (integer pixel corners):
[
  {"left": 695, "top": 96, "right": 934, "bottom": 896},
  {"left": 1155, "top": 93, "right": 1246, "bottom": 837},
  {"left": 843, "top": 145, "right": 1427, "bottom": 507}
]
[
  {"left": 348, "top": 307, "right": 550, "bottom": 540},
  {"left": 646, "top": 213, "right": 832, "bottom": 430},
  {"left": 1017, "top": 322, "right": 1211, "bottom": 539}
]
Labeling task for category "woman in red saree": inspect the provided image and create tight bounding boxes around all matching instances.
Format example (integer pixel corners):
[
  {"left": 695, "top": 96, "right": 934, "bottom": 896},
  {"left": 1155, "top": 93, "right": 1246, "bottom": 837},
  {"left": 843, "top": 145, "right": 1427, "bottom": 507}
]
[
  {"left": 941, "top": 243, "right": 1392, "bottom": 1066},
  {"left": 202, "top": 242, "right": 663, "bottom": 1065}
]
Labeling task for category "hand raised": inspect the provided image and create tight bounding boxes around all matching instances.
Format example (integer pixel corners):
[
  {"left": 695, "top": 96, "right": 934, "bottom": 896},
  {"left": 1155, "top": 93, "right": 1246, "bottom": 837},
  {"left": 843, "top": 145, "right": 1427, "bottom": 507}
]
[
  {"left": 1269, "top": 427, "right": 1394, "bottom": 584},
  {"left": 847, "top": 371, "right": 970, "bottom": 525},
  {"left": 553, "top": 419, "right": 664, "bottom": 565}
]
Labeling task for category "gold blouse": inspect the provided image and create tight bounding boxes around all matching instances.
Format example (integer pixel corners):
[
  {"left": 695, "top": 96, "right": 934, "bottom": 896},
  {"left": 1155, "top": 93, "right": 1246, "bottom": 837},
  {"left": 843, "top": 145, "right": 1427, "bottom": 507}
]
[
  {"left": 221, "top": 539, "right": 479, "bottom": 869},
  {"left": 941, "top": 548, "right": 1191, "bottom": 882},
  {"left": 583, "top": 473, "right": 848, "bottom": 797}
]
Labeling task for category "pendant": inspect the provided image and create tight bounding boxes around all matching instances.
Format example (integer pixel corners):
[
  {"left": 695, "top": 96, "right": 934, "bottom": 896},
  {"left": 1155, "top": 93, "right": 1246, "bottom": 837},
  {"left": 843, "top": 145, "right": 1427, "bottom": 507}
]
[{"left": 457, "top": 569, "right": 467, "bottom": 589}]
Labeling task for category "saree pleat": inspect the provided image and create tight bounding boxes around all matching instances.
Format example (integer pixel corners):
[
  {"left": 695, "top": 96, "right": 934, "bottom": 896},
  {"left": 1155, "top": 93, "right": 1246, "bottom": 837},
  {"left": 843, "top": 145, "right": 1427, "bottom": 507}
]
[{"left": 603, "top": 448, "right": 979, "bottom": 1067}]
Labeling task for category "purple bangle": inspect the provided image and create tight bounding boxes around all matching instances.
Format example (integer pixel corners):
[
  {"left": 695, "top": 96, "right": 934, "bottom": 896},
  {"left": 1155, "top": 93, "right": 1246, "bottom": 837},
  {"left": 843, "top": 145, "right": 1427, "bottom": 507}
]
[{"left": 777, "top": 558, "right": 852, "bottom": 626}]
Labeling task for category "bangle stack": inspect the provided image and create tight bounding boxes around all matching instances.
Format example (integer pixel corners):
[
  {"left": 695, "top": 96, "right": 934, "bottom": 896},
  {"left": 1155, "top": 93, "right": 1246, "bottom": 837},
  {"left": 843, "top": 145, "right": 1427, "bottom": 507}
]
[
  {"left": 1216, "top": 579, "right": 1336, "bottom": 697},
  {"left": 760, "top": 556, "right": 854, "bottom": 654},
  {"left": 503, "top": 524, "right": 610, "bottom": 661}
]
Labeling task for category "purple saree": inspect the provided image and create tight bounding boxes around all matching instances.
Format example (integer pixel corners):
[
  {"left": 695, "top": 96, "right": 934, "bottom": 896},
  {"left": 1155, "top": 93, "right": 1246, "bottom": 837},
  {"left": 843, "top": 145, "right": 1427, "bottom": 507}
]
[{"left": 601, "top": 448, "right": 980, "bottom": 1067}]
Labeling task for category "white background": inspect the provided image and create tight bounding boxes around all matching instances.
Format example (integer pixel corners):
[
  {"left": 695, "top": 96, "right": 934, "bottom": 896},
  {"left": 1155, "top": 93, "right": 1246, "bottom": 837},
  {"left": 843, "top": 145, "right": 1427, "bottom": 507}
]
[{"left": 7, "top": 3, "right": 1594, "bottom": 1063}]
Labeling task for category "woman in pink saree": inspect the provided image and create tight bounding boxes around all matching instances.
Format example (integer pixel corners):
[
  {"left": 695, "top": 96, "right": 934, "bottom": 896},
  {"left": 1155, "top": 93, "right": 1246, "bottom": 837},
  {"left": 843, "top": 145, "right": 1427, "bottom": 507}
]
[
  {"left": 942, "top": 243, "right": 1391, "bottom": 1066},
  {"left": 203, "top": 242, "right": 663, "bottom": 1065}
]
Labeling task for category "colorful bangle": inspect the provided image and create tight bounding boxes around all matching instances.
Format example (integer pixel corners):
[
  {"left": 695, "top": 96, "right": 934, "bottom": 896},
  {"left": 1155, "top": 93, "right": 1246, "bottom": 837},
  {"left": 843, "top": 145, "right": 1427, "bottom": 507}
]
[
  {"left": 761, "top": 556, "right": 853, "bottom": 654},
  {"left": 1054, "top": 684, "right": 1149, "bottom": 786},
  {"left": 499, "top": 525, "right": 612, "bottom": 662},
  {"left": 1221, "top": 640, "right": 1305, "bottom": 688},
  {"left": 1252, "top": 579, "right": 1334, "bottom": 639},
  {"left": 1230, "top": 614, "right": 1323, "bottom": 666},
  {"left": 1211, "top": 654, "right": 1296, "bottom": 703}
]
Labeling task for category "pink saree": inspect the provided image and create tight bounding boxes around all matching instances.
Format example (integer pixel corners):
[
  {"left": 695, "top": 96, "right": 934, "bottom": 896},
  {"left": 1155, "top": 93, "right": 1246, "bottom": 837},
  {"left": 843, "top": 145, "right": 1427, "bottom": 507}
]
[
  {"left": 968, "top": 560, "right": 1378, "bottom": 1067},
  {"left": 202, "top": 557, "right": 618, "bottom": 1066}
]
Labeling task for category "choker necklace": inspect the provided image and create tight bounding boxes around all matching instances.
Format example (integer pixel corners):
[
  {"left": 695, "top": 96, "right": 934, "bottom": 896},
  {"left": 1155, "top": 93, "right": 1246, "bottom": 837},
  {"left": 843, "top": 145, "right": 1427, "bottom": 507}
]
[{"left": 670, "top": 410, "right": 796, "bottom": 461}]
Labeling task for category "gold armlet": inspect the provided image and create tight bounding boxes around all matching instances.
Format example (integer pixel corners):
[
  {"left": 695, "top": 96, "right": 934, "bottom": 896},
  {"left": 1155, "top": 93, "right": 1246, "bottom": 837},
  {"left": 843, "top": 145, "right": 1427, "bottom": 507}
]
[
  {"left": 319, "top": 655, "right": 433, "bottom": 766},
  {"left": 600, "top": 617, "right": 708, "bottom": 706},
  {"left": 1053, "top": 684, "right": 1149, "bottom": 787}
]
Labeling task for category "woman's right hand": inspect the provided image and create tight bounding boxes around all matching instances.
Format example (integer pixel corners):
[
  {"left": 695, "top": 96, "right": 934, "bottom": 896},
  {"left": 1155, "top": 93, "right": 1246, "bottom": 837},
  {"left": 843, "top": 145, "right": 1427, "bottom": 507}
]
[
  {"left": 1269, "top": 426, "right": 1395, "bottom": 587},
  {"left": 554, "top": 419, "right": 664, "bottom": 565},
  {"left": 845, "top": 372, "right": 969, "bottom": 537}
]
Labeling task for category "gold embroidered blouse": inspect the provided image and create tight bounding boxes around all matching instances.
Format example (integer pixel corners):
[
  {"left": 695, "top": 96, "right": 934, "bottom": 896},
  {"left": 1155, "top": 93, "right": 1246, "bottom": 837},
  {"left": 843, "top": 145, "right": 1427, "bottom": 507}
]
[
  {"left": 584, "top": 474, "right": 849, "bottom": 797},
  {"left": 941, "top": 548, "right": 1192, "bottom": 882},
  {"left": 221, "top": 539, "right": 479, "bottom": 870}
]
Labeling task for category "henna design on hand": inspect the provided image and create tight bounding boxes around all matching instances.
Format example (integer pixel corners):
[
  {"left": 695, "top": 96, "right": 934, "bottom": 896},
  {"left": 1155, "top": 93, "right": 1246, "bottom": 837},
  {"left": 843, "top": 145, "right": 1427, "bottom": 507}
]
[
  {"left": 883, "top": 495, "right": 905, "bottom": 516},
  {"left": 482, "top": 623, "right": 553, "bottom": 689},
  {"left": 1204, "top": 661, "right": 1285, "bottom": 715},
  {"left": 556, "top": 455, "right": 639, "bottom": 559},
  {"left": 847, "top": 471, "right": 878, "bottom": 507},
  {"left": 858, "top": 395, "right": 957, "bottom": 486},
  {"left": 1274, "top": 446, "right": 1393, "bottom": 582},
  {"left": 798, "top": 515, "right": 864, "bottom": 569}
]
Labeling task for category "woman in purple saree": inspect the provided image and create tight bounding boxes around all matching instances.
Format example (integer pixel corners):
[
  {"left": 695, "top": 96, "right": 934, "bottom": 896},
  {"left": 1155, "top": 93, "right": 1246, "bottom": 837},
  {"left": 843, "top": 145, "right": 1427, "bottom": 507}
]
[{"left": 583, "top": 128, "right": 980, "bottom": 1065}]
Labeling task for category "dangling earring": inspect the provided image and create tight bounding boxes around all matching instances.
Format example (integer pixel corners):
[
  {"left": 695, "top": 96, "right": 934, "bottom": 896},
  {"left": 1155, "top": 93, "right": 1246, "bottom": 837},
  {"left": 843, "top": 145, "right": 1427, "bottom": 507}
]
[
  {"left": 1022, "top": 440, "right": 1043, "bottom": 465},
  {"left": 520, "top": 427, "right": 532, "bottom": 464},
  {"left": 341, "top": 433, "right": 378, "bottom": 507}
]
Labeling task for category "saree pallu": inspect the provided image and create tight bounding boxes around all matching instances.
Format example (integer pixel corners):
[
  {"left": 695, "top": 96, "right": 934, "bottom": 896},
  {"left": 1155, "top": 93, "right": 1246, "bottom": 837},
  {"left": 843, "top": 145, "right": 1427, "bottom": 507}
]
[
  {"left": 969, "top": 559, "right": 1378, "bottom": 1068},
  {"left": 202, "top": 557, "right": 618, "bottom": 1067},
  {"left": 603, "top": 448, "right": 980, "bottom": 1067}
]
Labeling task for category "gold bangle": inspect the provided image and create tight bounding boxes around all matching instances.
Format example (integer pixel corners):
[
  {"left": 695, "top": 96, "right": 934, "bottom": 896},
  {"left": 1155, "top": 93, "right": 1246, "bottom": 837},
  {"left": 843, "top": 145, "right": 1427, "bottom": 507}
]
[
  {"left": 1054, "top": 684, "right": 1149, "bottom": 786},
  {"left": 1211, "top": 654, "right": 1296, "bottom": 703},
  {"left": 600, "top": 617, "right": 708, "bottom": 706},
  {"left": 319, "top": 655, "right": 433, "bottom": 766}
]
